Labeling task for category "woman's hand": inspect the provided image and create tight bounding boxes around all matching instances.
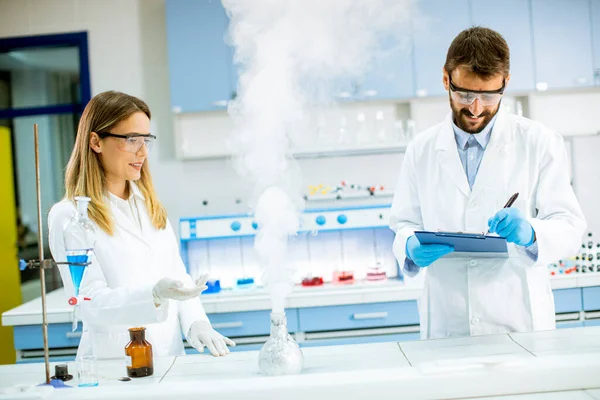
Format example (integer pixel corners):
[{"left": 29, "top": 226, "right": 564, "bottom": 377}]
[{"left": 152, "top": 274, "right": 209, "bottom": 305}]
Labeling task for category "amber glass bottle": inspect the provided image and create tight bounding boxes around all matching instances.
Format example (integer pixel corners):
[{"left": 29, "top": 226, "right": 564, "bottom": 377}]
[{"left": 125, "top": 327, "right": 153, "bottom": 377}]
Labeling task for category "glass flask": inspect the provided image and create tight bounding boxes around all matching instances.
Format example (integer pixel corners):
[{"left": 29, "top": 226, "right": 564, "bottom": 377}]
[
  {"left": 258, "top": 313, "right": 304, "bottom": 376},
  {"left": 125, "top": 327, "right": 154, "bottom": 378},
  {"left": 375, "top": 110, "right": 387, "bottom": 143},
  {"left": 355, "top": 111, "right": 370, "bottom": 145},
  {"left": 63, "top": 196, "right": 96, "bottom": 331}
]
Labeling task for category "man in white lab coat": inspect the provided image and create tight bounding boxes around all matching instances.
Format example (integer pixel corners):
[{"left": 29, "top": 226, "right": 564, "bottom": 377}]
[{"left": 390, "top": 27, "right": 586, "bottom": 339}]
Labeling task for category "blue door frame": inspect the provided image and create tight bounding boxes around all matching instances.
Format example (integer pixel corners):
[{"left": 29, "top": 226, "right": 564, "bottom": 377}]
[{"left": 0, "top": 31, "right": 92, "bottom": 119}]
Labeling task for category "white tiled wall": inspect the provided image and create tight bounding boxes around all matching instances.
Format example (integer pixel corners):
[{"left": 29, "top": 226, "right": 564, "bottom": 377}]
[{"left": 1, "top": 0, "right": 599, "bottom": 243}]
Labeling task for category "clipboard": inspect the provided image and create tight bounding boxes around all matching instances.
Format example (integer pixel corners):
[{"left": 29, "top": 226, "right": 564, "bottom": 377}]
[{"left": 414, "top": 230, "right": 508, "bottom": 258}]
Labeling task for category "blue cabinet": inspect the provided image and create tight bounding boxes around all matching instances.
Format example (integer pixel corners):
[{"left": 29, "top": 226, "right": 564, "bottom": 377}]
[
  {"left": 583, "top": 286, "right": 600, "bottom": 311},
  {"left": 208, "top": 309, "right": 299, "bottom": 337},
  {"left": 298, "top": 301, "right": 419, "bottom": 332},
  {"left": 14, "top": 324, "right": 82, "bottom": 350},
  {"left": 530, "top": 0, "right": 594, "bottom": 89},
  {"left": 553, "top": 288, "right": 583, "bottom": 313},
  {"left": 584, "top": 319, "right": 600, "bottom": 327},
  {"left": 592, "top": 0, "right": 600, "bottom": 85},
  {"left": 470, "top": 0, "right": 535, "bottom": 92},
  {"left": 166, "top": 0, "right": 234, "bottom": 112},
  {"left": 412, "top": 0, "right": 471, "bottom": 97},
  {"left": 358, "top": 34, "right": 415, "bottom": 100}
]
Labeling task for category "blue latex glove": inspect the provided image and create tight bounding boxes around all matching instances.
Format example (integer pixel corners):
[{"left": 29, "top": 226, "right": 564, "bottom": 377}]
[
  {"left": 405, "top": 235, "right": 454, "bottom": 267},
  {"left": 487, "top": 208, "right": 535, "bottom": 246}
]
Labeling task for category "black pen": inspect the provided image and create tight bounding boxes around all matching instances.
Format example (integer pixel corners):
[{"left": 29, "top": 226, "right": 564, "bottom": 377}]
[{"left": 485, "top": 192, "right": 519, "bottom": 235}]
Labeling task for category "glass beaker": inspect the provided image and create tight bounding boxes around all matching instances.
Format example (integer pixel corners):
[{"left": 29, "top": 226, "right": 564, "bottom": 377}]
[
  {"left": 76, "top": 356, "right": 98, "bottom": 387},
  {"left": 332, "top": 270, "right": 354, "bottom": 285},
  {"left": 366, "top": 264, "right": 388, "bottom": 281},
  {"left": 301, "top": 273, "right": 324, "bottom": 287}
]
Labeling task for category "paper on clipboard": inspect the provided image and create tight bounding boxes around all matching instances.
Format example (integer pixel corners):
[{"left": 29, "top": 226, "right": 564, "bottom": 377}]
[{"left": 414, "top": 230, "right": 508, "bottom": 258}]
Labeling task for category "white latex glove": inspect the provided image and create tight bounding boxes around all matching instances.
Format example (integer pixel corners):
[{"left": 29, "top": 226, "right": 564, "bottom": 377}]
[
  {"left": 152, "top": 274, "right": 209, "bottom": 305},
  {"left": 188, "top": 320, "right": 236, "bottom": 357}
]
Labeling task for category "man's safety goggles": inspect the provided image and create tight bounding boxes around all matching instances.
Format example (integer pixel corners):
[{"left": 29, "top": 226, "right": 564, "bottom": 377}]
[{"left": 449, "top": 76, "right": 505, "bottom": 106}]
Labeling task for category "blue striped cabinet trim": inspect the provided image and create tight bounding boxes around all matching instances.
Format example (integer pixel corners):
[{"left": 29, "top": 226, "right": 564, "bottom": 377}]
[
  {"left": 556, "top": 321, "right": 584, "bottom": 329},
  {"left": 584, "top": 319, "right": 600, "bottom": 327},
  {"left": 298, "top": 301, "right": 419, "bottom": 332},
  {"left": 208, "top": 309, "right": 299, "bottom": 338},
  {"left": 553, "top": 288, "right": 583, "bottom": 313},
  {"left": 583, "top": 287, "right": 600, "bottom": 311},
  {"left": 17, "top": 355, "right": 76, "bottom": 364},
  {"left": 14, "top": 323, "right": 82, "bottom": 350}
]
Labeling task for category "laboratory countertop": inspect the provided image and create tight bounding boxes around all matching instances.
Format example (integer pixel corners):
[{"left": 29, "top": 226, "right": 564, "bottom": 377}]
[
  {"left": 1, "top": 326, "right": 600, "bottom": 400},
  {"left": 3, "top": 274, "right": 600, "bottom": 326}
]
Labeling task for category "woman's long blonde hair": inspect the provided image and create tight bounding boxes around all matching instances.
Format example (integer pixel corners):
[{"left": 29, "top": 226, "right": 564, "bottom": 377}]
[{"left": 64, "top": 91, "right": 167, "bottom": 235}]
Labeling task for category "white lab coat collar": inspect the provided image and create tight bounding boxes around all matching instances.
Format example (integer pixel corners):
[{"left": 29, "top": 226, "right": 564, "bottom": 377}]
[
  {"left": 129, "top": 181, "right": 145, "bottom": 200},
  {"left": 107, "top": 181, "right": 152, "bottom": 248},
  {"left": 106, "top": 182, "right": 145, "bottom": 206},
  {"left": 435, "top": 106, "right": 512, "bottom": 199}
]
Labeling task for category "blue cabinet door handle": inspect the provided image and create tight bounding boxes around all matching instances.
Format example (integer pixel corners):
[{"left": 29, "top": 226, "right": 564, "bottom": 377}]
[
  {"left": 212, "top": 322, "right": 244, "bottom": 329},
  {"left": 352, "top": 312, "right": 389, "bottom": 320},
  {"left": 65, "top": 332, "right": 82, "bottom": 339}
]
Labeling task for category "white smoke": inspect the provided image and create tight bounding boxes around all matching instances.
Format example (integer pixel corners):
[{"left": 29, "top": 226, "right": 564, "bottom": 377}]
[{"left": 224, "top": 0, "right": 414, "bottom": 313}]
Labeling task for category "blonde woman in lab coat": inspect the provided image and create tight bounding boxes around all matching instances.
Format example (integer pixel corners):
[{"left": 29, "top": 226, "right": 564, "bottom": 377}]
[
  {"left": 49, "top": 91, "right": 235, "bottom": 358},
  {"left": 390, "top": 27, "right": 586, "bottom": 339}
]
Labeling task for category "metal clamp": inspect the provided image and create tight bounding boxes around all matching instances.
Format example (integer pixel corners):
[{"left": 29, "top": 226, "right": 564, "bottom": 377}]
[{"left": 19, "top": 259, "right": 91, "bottom": 271}]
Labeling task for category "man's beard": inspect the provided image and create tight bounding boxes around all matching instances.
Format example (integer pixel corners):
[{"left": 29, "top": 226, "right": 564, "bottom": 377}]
[{"left": 450, "top": 97, "right": 500, "bottom": 134}]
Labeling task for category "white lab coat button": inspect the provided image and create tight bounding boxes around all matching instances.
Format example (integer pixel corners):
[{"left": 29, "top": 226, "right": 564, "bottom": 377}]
[
  {"left": 469, "top": 259, "right": 477, "bottom": 267},
  {"left": 471, "top": 317, "right": 480, "bottom": 325}
]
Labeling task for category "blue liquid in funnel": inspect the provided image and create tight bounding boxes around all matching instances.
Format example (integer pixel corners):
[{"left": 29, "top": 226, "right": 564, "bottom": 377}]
[{"left": 67, "top": 253, "right": 89, "bottom": 297}]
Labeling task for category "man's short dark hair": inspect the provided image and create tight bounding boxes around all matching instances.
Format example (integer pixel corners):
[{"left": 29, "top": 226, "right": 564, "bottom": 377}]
[{"left": 444, "top": 26, "right": 510, "bottom": 80}]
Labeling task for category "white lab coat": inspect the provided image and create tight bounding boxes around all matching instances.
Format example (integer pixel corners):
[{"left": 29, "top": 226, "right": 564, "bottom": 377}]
[
  {"left": 48, "top": 182, "right": 209, "bottom": 359},
  {"left": 390, "top": 108, "right": 586, "bottom": 339}
]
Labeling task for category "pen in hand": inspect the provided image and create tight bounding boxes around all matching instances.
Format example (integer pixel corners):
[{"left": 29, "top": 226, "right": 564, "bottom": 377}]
[{"left": 485, "top": 192, "right": 519, "bottom": 236}]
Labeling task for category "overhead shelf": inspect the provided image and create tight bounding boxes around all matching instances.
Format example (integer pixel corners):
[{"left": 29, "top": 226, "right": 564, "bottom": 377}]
[{"left": 179, "top": 143, "right": 408, "bottom": 161}]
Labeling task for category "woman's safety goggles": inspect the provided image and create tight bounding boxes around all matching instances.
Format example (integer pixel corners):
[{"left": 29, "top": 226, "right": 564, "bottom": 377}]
[
  {"left": 97, "top": 132, "right": 156, "bottom": 153},
  {"left": 449, "top": 76, "right": 505, "bottom": 106}
]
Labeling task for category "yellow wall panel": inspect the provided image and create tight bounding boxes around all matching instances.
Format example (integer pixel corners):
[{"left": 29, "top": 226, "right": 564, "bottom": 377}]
[{"left": 0, "top": 127, "right": 21, "bottom": 364}]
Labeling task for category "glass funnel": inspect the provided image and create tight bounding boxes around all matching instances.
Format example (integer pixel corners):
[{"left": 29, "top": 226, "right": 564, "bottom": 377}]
[{"left": 63, "top": 196, "right": 96, "bottom": 330}]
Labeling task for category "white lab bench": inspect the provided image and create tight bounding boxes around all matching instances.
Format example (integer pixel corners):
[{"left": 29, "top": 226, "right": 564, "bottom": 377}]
[
  {"left": 3, "top": 274, "right": 600, "bottom": 362},
  {"left": 1, "top": 327, "right": 600, "bottom": 400}
]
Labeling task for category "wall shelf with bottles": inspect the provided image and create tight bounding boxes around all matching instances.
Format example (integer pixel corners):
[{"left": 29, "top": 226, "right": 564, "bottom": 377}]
[{"left": 304, "top": 189, "right": 395, "bottom": 203}]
